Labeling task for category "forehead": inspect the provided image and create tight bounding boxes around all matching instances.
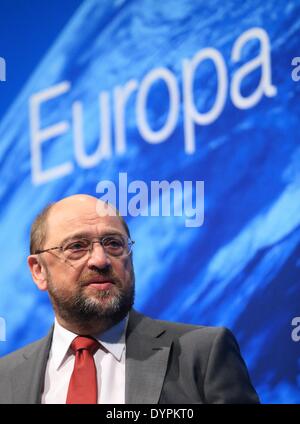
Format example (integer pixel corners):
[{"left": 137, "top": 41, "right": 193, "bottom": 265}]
[{"left": 46, "top": 201, "right": 125, "bottom": 244}]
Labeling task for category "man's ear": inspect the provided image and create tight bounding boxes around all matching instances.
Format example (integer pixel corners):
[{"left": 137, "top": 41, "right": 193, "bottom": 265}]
[{"left": 27, "top": 255, "right": 48, "bottom": 291}]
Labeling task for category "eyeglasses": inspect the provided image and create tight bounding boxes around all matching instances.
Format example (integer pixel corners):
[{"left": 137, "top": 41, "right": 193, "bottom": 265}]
[{"left": 35, "top": 234, "right": 134, "bottom": 262}]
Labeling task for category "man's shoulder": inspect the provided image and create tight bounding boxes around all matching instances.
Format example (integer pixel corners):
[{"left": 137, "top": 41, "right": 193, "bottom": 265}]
[
  {"left": 130, "top": 309, "right": 230, "bottom": 341},
  {"left": 0, "top": 332, "right": 52, "bottom": 372}
]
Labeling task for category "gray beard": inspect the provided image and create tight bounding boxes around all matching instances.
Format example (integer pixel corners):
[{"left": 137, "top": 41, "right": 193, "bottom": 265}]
[{"left": 47, "top": 274, "right": 135, "bottom": 330}]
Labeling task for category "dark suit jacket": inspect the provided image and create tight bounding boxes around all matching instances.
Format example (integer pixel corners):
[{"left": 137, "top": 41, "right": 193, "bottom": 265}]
[{"left": 0, "top": 309, "right": 259, "bottom": 403}]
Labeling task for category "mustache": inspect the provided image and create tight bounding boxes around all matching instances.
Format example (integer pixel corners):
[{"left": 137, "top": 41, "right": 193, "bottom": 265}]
[{"left": 78, "top": 267, "right": 122, "bottom": 287}]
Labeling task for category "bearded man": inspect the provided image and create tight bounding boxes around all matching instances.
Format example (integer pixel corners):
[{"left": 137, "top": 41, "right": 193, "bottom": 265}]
[{"left": 0, "top": 194, "right": 259, "bottom": 404}]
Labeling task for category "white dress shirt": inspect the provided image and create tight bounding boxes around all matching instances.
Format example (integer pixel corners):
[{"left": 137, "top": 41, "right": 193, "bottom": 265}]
[{"left": 42, "top": 316, "right": 128, "bottom": 404}]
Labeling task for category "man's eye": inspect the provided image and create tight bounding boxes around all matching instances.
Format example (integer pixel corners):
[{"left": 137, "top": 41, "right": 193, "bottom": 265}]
[
  {"left": 103, "top": 238, "right": 123, "bottom": 248},
  {"left": 66, "top": 241, "right": 89, "bottom": 250}
]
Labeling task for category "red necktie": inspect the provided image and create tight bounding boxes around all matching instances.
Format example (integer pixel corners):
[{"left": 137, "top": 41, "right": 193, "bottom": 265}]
[{"left": 66, "top": 336, "right": 100, "bottom": 404}]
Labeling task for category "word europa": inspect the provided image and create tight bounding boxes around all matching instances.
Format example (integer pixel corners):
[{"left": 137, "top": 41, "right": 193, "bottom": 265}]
[
  {"left": 291, "top": 57, "right": 300, "bottom": 82},
  {"left": 291, "top": 317, "right": 300, "bottom": 342},
  {"left": 29, "top": 27, "right": 276, "bottom": 185},
  {"left": 106, "top": 408, "right": 194, "bottom": 421},
  {"left": 0, "top": 57, "right": 6, "bottom": 82},
  {"left": 0, "top": 317, "right": 6, "bottom": 342},
  {"left": 96, "top": 173, "right": 204, "bottom": 227}
]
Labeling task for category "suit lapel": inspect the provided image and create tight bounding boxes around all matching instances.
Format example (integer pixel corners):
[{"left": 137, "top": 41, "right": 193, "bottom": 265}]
[
  {"left": 125, "top": 310, "right": 172, "bottom": 404},
  {"left": 10, "top": 330, "right": 53, "bottom": 404}
]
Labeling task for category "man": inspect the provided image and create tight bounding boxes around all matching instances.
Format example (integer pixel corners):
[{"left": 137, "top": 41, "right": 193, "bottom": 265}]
[{"left": 0, "top": 194, "right": 259, "bottom": 404}]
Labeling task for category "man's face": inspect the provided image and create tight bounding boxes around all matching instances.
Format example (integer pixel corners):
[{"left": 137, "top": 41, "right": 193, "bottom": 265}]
[{"left": 33, "top": 197, "right": 134, "bottom": 328}]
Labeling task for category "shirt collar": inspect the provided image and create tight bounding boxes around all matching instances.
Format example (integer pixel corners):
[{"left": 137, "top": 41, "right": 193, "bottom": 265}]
[
  {"left": 94, "top": 316, "right": 128, "bottom": 362},
  {"left": 51, "top": 315, "right": 128, "bottom": 371}
]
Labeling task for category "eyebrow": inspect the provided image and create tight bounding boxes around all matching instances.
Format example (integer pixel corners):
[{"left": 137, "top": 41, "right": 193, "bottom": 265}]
[{"left": 59, "top": 229, "right": 125, "bottom": 245}]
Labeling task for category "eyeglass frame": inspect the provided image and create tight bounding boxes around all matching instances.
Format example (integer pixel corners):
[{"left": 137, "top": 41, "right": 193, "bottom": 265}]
[{"left": 34, "top": 234, "right": 135, "bottom": 260}]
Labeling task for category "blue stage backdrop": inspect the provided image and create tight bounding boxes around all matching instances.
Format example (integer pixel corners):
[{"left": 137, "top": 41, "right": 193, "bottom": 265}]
[{"left": 0, "top": 0, "right": 300, "bottom": 403}]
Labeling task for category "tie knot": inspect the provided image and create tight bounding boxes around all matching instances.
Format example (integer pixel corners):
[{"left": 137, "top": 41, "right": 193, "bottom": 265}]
[{"left": 70, "top": 336, "right": 99, "bottom": 355}]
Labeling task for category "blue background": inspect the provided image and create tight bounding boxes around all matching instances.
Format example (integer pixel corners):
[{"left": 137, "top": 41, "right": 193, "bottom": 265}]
[{"left": 0, "top": 0, "right": 300, "bottom": 403}]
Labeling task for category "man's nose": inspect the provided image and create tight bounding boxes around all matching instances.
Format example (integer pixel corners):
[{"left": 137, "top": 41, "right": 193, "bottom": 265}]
[{"left": 86, "top": 242, "right": 111, "bottom": 269}]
